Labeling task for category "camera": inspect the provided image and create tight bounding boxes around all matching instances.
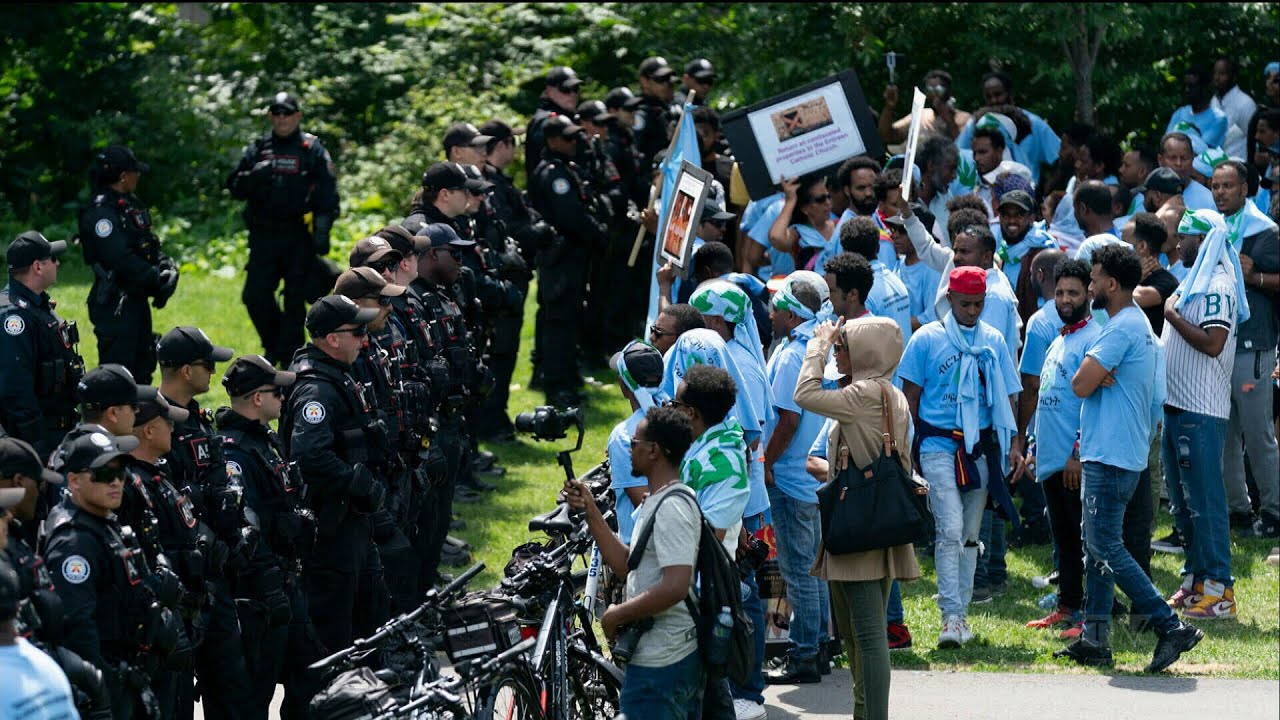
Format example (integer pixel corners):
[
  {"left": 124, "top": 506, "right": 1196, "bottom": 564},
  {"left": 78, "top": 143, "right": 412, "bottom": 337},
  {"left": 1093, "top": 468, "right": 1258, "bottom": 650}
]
[
  {"left": 610, "top": 617, "right": 654, "bottom": 665},
  {"left": 737, "top": 535, "right": 770, "bottom": 578},
  {"left": 514, "top": 405, "right": 584, "bottom": 442}
]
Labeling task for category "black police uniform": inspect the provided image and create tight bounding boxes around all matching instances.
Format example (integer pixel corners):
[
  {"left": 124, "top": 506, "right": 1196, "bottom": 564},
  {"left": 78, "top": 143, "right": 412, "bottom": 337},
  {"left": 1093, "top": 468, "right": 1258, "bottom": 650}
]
[
  {"left": 524, "top": 97, "right": 577, "bottom": 187},
  {"left": 217, "top": 408, "right": 325, "bottom": 720},
  {"left": 282, "top": 344, "right": 390, "bottom": 651},
  {"left": 226, "top": 128, "right": 340, "bottom": 365},
  {"left": 0, "top": 280, "right": 85, "bottom": 457},
  {"left": 6, "top": 526, "right": 114, "bottom": 718},
  {"left": 78, "top": 190, "right": 176, "bottom": 385},
  {"left": 577, "top": 132, "right": 630, "bottom": 366},
  {"left": 40, "top": 498, "right": 176, "bottom": 720},
  {"left": 528, "top": 148, "right": 608, "bottom": 404},
  {"left": 603, "top": 125, "right": 654, "bottom": 344},
  {"left": 161, "top": 398, "right": 253, "bottom": 720},
  {"left": 634, "top": 94, "right": 675, "bottom": 184}
]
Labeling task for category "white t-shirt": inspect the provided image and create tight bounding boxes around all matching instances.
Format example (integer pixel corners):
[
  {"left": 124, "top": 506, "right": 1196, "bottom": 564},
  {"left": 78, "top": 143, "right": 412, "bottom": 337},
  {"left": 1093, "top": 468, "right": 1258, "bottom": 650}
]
[
  {"left": 1161, "top": 264, "right": 1237, "bottom": 419},
  {"left": 626, "top": 483, "right": 700, "bottom": 668},
  {"left": 0, "top": 638, "right": 78, "bottom": 720}
]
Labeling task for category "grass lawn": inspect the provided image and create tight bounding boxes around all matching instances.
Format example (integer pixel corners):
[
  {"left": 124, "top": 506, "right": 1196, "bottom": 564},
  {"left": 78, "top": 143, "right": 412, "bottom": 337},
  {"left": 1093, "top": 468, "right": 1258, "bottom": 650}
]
[{"left": 26, "top": 260, "right": 1280, "bottom": 680}]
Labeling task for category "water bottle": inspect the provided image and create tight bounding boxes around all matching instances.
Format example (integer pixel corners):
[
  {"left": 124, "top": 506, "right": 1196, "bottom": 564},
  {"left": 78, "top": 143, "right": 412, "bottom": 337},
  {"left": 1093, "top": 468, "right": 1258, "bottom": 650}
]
[
  {"left": 1025, "top": 432, "right": 1037, "bottom": 476},
  {"left": 708, "top": 606, "right": 733, "bottom": 666}
]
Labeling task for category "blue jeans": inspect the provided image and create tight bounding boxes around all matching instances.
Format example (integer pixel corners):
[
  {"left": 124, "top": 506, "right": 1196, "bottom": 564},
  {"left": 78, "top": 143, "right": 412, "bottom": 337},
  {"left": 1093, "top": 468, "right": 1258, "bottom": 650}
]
[
  {"left": 1081, "top": 462, "right": 1179, "bottom": 646},
  {"left": 730, "top": 515, "right": 766, "bottom": 704},
  {"left": 974, "top": 509, "right": 1008, "bottom": 589},
  {"left": 767, "top": 486, "right": 825, "bottom": 660},
  {"left": 887, "top": 580, "right": 904, "bottom": 624},
  {"left": 1162, "top": 409, "right": 1233, "bottom": 587},
  {"left": 923, "top": 452, "right": 989, "bottom": 618},
  {"left": 620, "top": 649, "right": 704, "bottom": 720},
  {"left": 1017, "top": 475, "right": 1048, "bottom": 527}
]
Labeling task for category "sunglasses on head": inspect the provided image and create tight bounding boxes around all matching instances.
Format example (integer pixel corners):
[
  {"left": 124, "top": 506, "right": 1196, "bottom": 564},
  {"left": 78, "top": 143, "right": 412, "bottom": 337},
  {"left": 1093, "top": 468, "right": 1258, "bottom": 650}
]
[{"left": 91, "top": 465, "right": 125, "bottom": 484}]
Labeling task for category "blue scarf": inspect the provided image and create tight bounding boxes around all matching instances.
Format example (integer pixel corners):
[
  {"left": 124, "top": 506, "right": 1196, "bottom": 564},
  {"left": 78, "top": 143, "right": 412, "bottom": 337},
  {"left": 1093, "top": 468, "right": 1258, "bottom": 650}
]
[
  {"left": 1174, "top": 209, "right": 1251, "bottom": 325},
  {"left": 943, "top": 311, "right": 1016, "bottom": 474}
]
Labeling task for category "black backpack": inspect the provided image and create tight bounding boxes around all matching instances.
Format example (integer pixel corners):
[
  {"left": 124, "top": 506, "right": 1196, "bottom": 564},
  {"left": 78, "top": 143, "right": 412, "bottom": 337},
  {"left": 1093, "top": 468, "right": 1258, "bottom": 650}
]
[
  {"left": 309, "top": 667, "right": 398, "bottom": 719},
  {"left": 628, "top": 485, "right": 754, "bottom": 685}
]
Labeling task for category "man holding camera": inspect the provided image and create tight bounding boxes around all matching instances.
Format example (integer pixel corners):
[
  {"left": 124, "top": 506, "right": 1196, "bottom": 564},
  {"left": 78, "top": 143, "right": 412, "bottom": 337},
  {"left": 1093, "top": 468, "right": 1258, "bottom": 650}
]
[{"left": 566, "top": 405, "right": 704, "bottom": 720}]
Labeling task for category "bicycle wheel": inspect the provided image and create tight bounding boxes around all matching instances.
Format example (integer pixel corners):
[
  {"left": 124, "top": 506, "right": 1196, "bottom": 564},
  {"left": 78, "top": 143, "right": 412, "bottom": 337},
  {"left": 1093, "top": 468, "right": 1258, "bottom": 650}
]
[
  {"left": 567, "top": 645, "right": 623, "bottom": 720},
  {"left": 476, "top": 664, "right": 542, "bottom": 720}
]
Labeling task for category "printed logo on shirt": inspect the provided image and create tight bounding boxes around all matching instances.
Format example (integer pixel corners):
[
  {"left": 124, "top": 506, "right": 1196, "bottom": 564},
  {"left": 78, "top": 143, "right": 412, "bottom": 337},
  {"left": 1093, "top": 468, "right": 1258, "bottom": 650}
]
[
  {"left": 552, "top": 178, "right": 570, "bottom": 195},
  {"left": 3, "top": 315, "right": 24, "bottom": 336},
  {"left": 94, "top": 219, "right": 113, "bottom": 238},
  {"left": 272, "top": 155, "right": 301, "bottom": 174},
  {"left": 302, "top": 401, "right": 326, "bottom": 424},
  {"left": 62, "top": 555, "right": 91, "bottom": 584}
]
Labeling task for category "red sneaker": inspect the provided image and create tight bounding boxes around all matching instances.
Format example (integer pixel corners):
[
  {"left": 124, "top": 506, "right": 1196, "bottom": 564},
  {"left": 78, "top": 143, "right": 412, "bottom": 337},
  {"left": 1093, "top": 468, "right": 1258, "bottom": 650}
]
[{"left": 887, "top": 621, "right": 913, "bottom": 650}]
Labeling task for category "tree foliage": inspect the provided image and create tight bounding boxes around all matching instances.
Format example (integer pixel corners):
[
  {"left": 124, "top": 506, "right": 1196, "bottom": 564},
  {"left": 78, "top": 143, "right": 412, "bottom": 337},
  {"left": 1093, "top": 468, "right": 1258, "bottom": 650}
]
[{"left": 1, "top": 3, "right": 1275, "bottom": 263}]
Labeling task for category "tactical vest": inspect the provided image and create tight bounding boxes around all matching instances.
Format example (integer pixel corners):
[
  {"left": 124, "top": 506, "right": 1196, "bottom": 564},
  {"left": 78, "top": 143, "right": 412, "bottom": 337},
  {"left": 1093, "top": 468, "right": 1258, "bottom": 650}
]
[
  {"left": 84, "top": 192, "right": 163, "bottom": 266},
  {"left": 0, "top": 289, "right": 85, "bottom": 429},
  {"left": 245, "top": 131, "right": 321, "bottom": 223},
  {"left": 123, "top": 464, "right": 204, "bottom": 589},
  {"left": 283, "top": 356, "right": 389, "bottom": 473},
  {"left": 222, "top": 427, "right": 313, "bottom": 563}
]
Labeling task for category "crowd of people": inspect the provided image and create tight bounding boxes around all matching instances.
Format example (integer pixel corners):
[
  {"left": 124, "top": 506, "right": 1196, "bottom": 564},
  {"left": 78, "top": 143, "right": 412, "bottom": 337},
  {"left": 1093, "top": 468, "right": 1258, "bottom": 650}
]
[{"left": 0, "top": 52, "right": 1278, "bottom": 720}]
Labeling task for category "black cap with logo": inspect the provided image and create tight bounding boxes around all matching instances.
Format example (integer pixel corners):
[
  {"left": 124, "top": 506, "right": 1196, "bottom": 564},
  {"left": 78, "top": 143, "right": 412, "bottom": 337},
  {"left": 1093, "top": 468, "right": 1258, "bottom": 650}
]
[
  {"left": 6, "top": 231, "right": 67, "bottom": 270},
  {"left": 157, "top": 327, "right": 235, "bottom": 368},
  {"left": 421, "top": 162, "right": 469, "bottom": 191},
  {"left": 306, "top": 295, "right": 379, "bottom": 337},
  {"left": 545, "top": 66, "right": 583, "bottom": 91}
]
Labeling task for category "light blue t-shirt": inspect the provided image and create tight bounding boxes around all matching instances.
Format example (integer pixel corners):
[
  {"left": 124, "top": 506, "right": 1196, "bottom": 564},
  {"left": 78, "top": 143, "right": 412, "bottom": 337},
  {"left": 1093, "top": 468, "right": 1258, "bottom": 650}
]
[
  {"left": 1080, "top": 305, "right": 1157, "bottom": 471},
  {"left": 0, "top": 638, "right": 78, "bottom": 720},
  {"left": 981, "top": 280, "right": 1023, "bottom": 366},
  {"left": 746, "top": 194, "right": 792, "bottom": 279},
  {"left": 1034, "top": 318, "right": 1102, "bottom": 479},
  {"left": 1073, "top": 232, "right": 1123, "bottom": 265},
  {"left": 958, "top": 109, "right": 1060, "bottom": 183},
  {"left": 867, "top": 260, "right": 914, "bottom": 347},
  {"left": 896, "top": 319, "right": 1021, "bottom": 454},
  {"left": 809, "top": 417, "right": 834, "bottom": 459},
  {"left": 896, "top": 260, "right": 942, "bottom": 326},
  {"left": 1019, "top": 303, "right": 1060, "bottom": 379},
  {"left": 725, "top": 340, "right": 773, "bottom": 518},
  {"left": 1183, "top": 179, "right": 1216, "bottom": 212},
  {"left": 607, "top": 409, "right": 649, "bottom": 543},
  {"left": 994, "top": 224, "right": 1058, "bottom": 290},
  {"left": 1166, "top": 105, "right": 1228, "bottom": 149},
  {"left": 764, "top": 331, "right": 827, "bottom": 504}
]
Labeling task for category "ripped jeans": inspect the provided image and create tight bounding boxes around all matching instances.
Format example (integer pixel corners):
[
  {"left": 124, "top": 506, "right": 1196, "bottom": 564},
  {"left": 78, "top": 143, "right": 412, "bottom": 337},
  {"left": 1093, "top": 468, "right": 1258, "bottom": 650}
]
[
  {"left": 1162, "top": 408, "right": 1233, "bottom": 587},
  {"left": 1081, "top": 462, "right": 1179, "bottom": 646},
  {"left": 922, "top": 453, "right": 989, "bottom": 619}
]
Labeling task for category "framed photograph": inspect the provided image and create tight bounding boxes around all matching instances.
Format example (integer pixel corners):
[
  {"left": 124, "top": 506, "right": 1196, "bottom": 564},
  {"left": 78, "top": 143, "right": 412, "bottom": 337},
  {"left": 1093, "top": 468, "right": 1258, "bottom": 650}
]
[
  {"left": 722, "top": 69, "right": 884, "bottom": 201},
  {"left": 658, "top": 161, "right": 714, "bottom": 269}
]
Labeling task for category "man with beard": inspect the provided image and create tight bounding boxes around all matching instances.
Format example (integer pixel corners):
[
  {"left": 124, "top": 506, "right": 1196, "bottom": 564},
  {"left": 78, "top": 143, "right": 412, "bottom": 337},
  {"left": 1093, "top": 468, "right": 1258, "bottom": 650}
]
[
  {"left": 834, "top": 157, "right": 894, "bottom": 268},
  {"left": 994, "top": 190, "right": 1058, "bottom": 322}
]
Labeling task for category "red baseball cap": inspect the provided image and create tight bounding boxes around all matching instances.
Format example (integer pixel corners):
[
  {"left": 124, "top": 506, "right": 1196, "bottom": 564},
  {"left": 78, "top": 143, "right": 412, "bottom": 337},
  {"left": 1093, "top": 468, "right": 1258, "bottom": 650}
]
[{"left": 948, "top": 266, "right": 986, "bottom": 296}]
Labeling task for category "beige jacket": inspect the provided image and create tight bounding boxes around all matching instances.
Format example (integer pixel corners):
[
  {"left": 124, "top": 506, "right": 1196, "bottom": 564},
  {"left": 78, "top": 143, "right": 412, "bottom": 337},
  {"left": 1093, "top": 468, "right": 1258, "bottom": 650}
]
[{"left": 794, "top": 317, "right": 921, "bottom": 583}]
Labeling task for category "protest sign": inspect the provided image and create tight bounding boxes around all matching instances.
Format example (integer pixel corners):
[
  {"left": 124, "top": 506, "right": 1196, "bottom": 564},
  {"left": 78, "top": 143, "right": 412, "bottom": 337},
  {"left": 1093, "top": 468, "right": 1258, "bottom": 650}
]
[
  {"left": 899, "top": 87, "right": 926, "bottom": 202},
  {"left": 721, "top": 69, "right": 882, "bottom": 200},
  {"left": 659, "top": 161, "right": 713, "bottom": 270}
]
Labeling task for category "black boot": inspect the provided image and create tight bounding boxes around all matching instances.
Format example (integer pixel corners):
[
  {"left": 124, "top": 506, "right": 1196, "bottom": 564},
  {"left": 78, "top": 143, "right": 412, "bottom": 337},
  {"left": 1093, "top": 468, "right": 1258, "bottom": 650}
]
[{"left": 765, "top": 655, "right": 821, "bottom": 684}]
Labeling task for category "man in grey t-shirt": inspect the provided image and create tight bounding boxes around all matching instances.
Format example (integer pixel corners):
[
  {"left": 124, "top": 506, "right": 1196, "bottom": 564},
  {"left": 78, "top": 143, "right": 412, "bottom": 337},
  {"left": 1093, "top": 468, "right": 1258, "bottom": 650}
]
[{"left": 567, "top": 405, "right": 704, "bottom": 720}]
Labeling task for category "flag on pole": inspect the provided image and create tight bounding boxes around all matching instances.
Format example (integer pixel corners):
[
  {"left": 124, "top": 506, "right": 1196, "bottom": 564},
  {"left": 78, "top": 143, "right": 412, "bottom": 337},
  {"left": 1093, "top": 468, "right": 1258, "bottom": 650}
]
[{"left": 646, "top": 103, "right": 702, "bottom": 331}]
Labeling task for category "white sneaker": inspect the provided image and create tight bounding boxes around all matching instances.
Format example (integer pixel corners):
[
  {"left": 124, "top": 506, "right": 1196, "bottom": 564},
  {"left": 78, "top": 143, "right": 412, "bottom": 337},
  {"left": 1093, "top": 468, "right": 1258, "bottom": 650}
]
[
  {"left": 956, "top": 617, "right": 975, "bottom": 645},
  {"left": 733, "top": 698, "right": 768, "bottom": 720},
  {"left": 1031, "top": 574, "right": 1052, "bottom": 589},
  {"left": 937, "top": 615, "right": 963, "bottom": 649}
]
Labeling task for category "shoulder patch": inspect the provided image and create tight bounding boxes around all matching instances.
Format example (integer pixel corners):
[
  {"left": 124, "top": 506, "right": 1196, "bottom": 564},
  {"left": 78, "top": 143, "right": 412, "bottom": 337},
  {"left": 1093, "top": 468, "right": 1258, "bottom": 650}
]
[
  {"left": 302, "top": 401, "right": 326, "bottom": 424},
  {"left": 633, "top": 112, "right": 647, "bottom": 131},
  {"left": 552, "top": 178, "right": 571, "bottom": 195},
  {"left": 3, "top": 315, "right": 24, "bottom": 336},
  {"left": 62, "top": 555, "right": 91, "bottom": 584},
  {"left": 94, "top": 218, "right": 113, "bottom": 238},
  {"left": 226, "top": 461, "right": 243, "bottom": 479}
]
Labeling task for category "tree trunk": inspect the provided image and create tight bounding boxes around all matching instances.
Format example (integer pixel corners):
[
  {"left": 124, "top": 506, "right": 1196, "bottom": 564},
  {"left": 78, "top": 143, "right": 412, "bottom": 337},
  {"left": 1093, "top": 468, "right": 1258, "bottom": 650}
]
[{"left": 1058, "top": 6, "right": 1105, "bottom": 125}]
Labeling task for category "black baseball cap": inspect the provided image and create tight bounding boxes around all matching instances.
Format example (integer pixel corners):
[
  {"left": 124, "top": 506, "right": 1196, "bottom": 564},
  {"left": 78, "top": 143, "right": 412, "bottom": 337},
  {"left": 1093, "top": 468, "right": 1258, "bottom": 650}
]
[
  {"left": 349, "top": 236, "right": 402, "bottom": 268},
  {"left": 461, "top": 164, "right": 495, "bottom": 192},
  {"left": 604, "top": 87, "right": 643, "bottom": 111},
  {"left": 306, "top": 294, "right": 379, "bottom": 337},
  {"left": 0, "top": 436, "right": 63, "bottom": 486},
  {"left": 133, "top": 394, "right": 190, "bottom": 426},
  {"left": 376, "top": 224, "right": 428, "bottom": 256},
  {"left": 95, "top": 145, "right": 149, "bottom": 174},
  {"left": 576, "top": 100, "right": 614, "bottom": 125},
  {"left": 685, "top": 58, "right": 715, "bottom": 81},
  {"left": 334, "top": 266, "right": 407, "bottom": 300},
  {"left": 268, "top": 91, "right": 301, "bottom": 114},
  {"left": 546, "top": 66, "right": 583, "bottom": 91},
  {"left": 223, "top": 354, "right": 297, "bottom": 397},
  {"left": 77, "top": 364, "right": 159, "bottom": 411},
  {"left": 157, "top": 327, "right": 234, "bottom": 368},
  {"left": 1135, "top": 167, "right": 1185, "bottom": 195},
  {"left": 416, "top": 223, "right": 476, "bottom": 249},
  {"left": 443, "top": 123, "right": 494, "bottom": 154},
  {"left": 421, "top": 162, "right": 469, "bottom": 191},
  {"left": 477, "top": 119, "right": 525, "bottom": 143},
  {"left": 609, "top": 342, "right": 664, "bottom": 387},
  {"left": 57, "top": 431, "right": 139, "bottom": 474},
  {"left": 640, "top": 56, "right": 674, "bottom": 81},
  {"left": 997, "top": 189, "right": 1035, "bottom": 213},
  {"left": 700, "top": 202, "right": 736, "bottom": 223},
  {"left": 6, "top": 230, "right": 67, "bottom": 270},
  {"left": 543, "top": 114, "right": 584, "bottom": 140}
]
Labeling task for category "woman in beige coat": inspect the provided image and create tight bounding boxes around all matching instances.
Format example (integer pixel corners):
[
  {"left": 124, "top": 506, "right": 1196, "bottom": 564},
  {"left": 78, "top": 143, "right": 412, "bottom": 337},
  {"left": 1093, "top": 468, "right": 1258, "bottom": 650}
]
[{"left": 794, "top": 315, "right": 920, "bottom": 720}]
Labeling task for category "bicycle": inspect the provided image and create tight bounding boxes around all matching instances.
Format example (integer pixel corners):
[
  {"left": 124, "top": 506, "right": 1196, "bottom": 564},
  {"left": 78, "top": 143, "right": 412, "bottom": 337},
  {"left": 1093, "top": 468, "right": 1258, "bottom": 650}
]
[{"left": 373, "top": 637, "right": 538, "bottom": 719}]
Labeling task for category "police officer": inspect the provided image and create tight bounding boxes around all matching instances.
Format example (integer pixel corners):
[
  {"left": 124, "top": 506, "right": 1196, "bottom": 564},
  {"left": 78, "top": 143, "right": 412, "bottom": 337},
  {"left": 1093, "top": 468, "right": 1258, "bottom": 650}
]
[
  {"left": 154, "top": 326, "right": 254, "bottom": 719},
  {"left": 217, "top": 355, "right": 324, "bottom": 720},
  {"left": 79, "top": 146, "right": 178, "bottom": 385},
  {"left": 635, "top": 57, "right": 678, "bottom": 179},
  {"left": 677, "top": 57, "right": 716, "bottom": 106},
  {"left": 284, "top": 295, "right": 389, "bottom": 650},
  {"left": 41, "top": 431, "right": 183, "bottom": 719},
  {"left": 525, "top": 66, "right": 584, "bottom": 187},
  {"left": 333, "top": 267, "right": 413, "bottom": 611},
  {"left": 405, "top": 225, "right": 478, "bottom": 588},
  {"left": 443, "top": 122, "right": 494, "bottom": 168},
  {"left": 226, "top": 92, "right": 340, "bottom": 367},
  {"left": 403, "top": 161, "right": 469, "bottom": 236},
  {"left": 529, "top": 115, "right": 608, "bottom": 407},
  {"left": 0, "top": 231, "right": 85, "bottom": 458}
]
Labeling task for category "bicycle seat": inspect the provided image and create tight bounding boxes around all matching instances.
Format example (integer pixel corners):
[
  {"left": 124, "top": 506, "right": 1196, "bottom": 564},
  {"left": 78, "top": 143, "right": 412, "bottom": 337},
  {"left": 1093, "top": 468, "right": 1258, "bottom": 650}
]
[{"left": 529, "top": 503, "right": 575, "bottom": 534}]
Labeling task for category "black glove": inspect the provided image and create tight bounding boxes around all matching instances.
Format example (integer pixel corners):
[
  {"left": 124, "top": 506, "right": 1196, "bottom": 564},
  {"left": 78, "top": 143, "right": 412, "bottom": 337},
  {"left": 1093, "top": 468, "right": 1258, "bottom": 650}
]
[
  {"left": 153, "top": 268, "right": 179, "bottom": 309},
  {"left": 312, "top": 214, "right": 333, "bottom": 256},
  {"left": 371, "top": 508, "right": 398, "bottom": 544},
  {"left": 347, "top": 464, "right": 386, "bottom": 512},
  {"left": 145, "top": 565, "right": 185, "bottom": 610}
]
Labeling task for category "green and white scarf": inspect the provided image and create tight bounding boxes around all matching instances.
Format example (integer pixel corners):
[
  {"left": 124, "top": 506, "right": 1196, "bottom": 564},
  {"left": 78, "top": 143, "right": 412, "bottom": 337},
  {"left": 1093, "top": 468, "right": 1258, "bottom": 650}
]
[{"left": 679, "top": 418, "right": 748, "bottom": 494}]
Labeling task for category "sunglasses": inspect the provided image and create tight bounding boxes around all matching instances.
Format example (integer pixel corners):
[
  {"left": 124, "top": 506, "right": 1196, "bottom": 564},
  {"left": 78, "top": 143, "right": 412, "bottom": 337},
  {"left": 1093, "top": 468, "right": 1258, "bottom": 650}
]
[
  {"left": 367, "top": 260, "right": 395, "bottom": 273},
  {"left": 834, "top": 342, "right": 847, "bottom": 353},
  {"left": 446, "top": 248, "right": 464, "bottom": 260},
  {"left": 255, "top": 386, "right": 286, "bottom": 399},
  {"left": 269, "top": 108, "right": 297, "bottom": 117},
  {"left": 192, "top": 360, "right": 216, "bottom": 372},
  {"left": 649, "top": 326, "right": 673, "bottom": 339},
  {"left": 663, "top": 399, "right": 693, "bottom": 411},
  {"left": 91, "top": 465, "right": 125, "bottom": 484},
  {"left": 333, "top": 325, "right": 369, "bottom": 338},
  {"left": 810, "top": 194, "right": 832, "bottom": 205},
  {"left": 630, "top": 438, "right": 658, "bottom": 450}
]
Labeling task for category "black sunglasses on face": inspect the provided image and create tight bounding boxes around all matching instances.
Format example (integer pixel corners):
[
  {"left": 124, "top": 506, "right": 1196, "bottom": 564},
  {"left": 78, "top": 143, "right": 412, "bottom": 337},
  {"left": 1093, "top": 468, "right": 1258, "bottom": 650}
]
[
  {"left": 630, "top": 438, "right": 658, "bottom": 450},
  {"left": 810, "top": 193, "right": 831, "bottom": 205},
  {"left": 91, "top": 465, "right": 125, "bottom": 484},
  {"left": 269, "top": 109, "right": 296, "bottom": 117},
  {"left": 367, "top": 260, "right": 394, "bottom": 273},
  {"left": 257, "top": 386, "right": 286, "bottom": 399},
  {"left": 333, "top": 326, "right": 369, "bottom": 338},
  {"left": 192, "top": 360, "right": 216, "bottom": 373}
]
